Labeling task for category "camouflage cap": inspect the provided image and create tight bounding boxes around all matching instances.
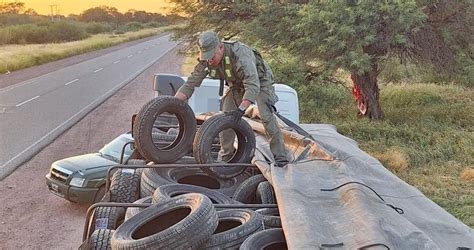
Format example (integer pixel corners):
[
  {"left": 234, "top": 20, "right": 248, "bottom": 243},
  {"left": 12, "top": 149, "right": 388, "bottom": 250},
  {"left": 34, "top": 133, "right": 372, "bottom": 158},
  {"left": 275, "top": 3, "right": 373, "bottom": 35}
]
[{"left": 198, "top": 31, "right": 220, "bottom": 61}]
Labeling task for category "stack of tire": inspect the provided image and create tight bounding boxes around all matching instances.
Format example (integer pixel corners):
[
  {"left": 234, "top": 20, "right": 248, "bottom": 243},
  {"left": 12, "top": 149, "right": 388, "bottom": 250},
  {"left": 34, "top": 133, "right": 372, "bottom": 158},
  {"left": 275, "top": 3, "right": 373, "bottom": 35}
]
[
  {"left": 87, "top": 96, "right": 287, "bottom": 249},
  {"left": 90, "top": 193, "right": 287, "bottom": 249}
]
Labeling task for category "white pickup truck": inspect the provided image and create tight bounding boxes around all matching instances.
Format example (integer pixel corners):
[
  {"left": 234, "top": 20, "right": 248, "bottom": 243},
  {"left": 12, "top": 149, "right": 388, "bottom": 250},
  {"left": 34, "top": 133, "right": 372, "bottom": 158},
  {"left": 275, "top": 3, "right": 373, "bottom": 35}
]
[{"left": 152, "top": 74, "right": 300, "bottom": 124}]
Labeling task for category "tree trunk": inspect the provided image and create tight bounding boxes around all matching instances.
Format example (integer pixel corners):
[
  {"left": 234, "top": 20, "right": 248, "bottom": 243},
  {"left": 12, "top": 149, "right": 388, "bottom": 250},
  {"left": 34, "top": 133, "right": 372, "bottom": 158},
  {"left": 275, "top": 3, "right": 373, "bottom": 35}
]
[{"left": 350, "top": 62, "right": 384, "bottom": 120}]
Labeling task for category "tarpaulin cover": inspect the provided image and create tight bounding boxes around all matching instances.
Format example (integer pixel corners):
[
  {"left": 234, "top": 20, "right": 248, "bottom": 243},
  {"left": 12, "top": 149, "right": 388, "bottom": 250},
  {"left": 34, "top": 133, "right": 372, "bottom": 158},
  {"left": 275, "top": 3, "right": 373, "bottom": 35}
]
[{"left": 253, "top": 123, "right": 473, "bottom": 249}]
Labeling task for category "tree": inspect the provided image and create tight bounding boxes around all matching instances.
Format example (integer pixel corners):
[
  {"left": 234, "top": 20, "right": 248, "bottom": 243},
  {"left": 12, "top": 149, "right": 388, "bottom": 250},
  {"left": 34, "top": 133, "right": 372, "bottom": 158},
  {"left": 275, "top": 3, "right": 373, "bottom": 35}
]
[
  {"left": 79, "top": 6, "right": 122, "bottom": 24},
  {"left": 0, "top": 2, "right": 25, "bottom": 14},
  {"left": 170, "top": 0, "right": 471, "bottom": 120}
]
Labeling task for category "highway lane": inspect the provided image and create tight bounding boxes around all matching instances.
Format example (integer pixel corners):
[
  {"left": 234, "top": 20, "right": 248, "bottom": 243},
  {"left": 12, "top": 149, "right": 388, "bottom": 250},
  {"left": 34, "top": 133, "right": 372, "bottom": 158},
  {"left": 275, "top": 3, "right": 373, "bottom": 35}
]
[{"left": 0, "top": 34, "right": 177, "bottom": 179}]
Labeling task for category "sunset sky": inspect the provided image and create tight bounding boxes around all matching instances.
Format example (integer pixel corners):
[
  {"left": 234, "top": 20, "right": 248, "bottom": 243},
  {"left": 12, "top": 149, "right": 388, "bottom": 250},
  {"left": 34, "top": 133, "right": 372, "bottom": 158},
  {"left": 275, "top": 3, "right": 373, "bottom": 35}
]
[{"left": 18, "top": 0, "right": 174, "bottom": 15}]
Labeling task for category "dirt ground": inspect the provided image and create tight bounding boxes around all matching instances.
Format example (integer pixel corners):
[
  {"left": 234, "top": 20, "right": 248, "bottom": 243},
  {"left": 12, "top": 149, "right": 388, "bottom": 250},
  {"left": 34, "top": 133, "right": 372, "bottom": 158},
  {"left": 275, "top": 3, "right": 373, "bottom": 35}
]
[{"left": 0, "top": 47, "right": 184, "bottom": 249}]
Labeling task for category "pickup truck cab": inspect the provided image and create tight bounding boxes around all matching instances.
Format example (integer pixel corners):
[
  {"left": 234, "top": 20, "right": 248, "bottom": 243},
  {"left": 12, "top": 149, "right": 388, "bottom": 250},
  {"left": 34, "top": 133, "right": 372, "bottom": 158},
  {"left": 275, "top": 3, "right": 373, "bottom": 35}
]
[{"left": 45, "top": 133, "right": 134, "bottom": 203}]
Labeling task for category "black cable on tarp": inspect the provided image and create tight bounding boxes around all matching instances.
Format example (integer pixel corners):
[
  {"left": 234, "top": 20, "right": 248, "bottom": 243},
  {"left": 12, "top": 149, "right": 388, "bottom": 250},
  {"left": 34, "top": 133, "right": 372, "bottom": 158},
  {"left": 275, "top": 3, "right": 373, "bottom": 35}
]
[{"left": 320, "top": 181, "right": 404, "bottom": 215}]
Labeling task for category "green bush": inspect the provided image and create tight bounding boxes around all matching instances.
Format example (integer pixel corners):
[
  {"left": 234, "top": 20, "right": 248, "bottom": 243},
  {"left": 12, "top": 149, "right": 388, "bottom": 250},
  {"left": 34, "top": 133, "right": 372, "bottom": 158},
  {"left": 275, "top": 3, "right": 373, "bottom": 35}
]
[
  {"left": 0, "top": 21, "right": 90, "bottom": 44},
  {"left": 8, "top": 24, "right": 50, "bottom": 44},
  {"left": 84, "top": 22, "right": 113, "bottom": 34},
  {"left": 46, "top": 21, "right": 89, "bottom": 42},
  {"left": 144, "top": 21, "right": 165, "bottom": 28},
  {"left": 0, "top": 29, "right": 12, "bottom": 44},
  {"left": 0, "top": 14, "right": 48, "bottom": 27}
]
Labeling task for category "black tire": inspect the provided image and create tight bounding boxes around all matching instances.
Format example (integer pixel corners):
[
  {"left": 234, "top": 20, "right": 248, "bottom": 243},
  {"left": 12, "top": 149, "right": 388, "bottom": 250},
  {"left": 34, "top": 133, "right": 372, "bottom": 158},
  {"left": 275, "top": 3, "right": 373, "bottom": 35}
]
[
  {"left": 140, "top": 167, "right": 242, "bottom": 198},
  {"left": 125, "top": 159, "right": 146, "bottom": 165},
  {"left": 233, "top": 174, "right": 266, "bottom": 203},
  {"left": 202, "top": 209, "right": 263, "bottom": 249},
  {"left": 111, "top": 193, "right": 218, "bottom": 249},
  {"left": 239, "top": 228, "right": 287, "bottom": 250},
  {"left": 256, "top": 181, "right": 277, "bottom": 204},
  {"left": 89, "top": 229, "right": 115, "bottom": 250},
  {"left": 93, "top": 185, "right": 106, "bottom": 203},
  {"left": 133, "top": 96, "right": 196, "bottom": 163},
  {"left": 193, "top": 113, "right": 256, "bottom": 179},
  {"left": 256, "top": 208, "right": 282, "bottom": 229},
  {"left": 124, "top": 196, "right": 152, "bottom": 221},
  {"left": 109, "top": 169, "right": 141, "bottom": 203},
  {"left": 90, "top": 207, "right": 125, "bottom": 233},
  {"left": 152, "top": 184, "right": 237, "bottom": 204}
]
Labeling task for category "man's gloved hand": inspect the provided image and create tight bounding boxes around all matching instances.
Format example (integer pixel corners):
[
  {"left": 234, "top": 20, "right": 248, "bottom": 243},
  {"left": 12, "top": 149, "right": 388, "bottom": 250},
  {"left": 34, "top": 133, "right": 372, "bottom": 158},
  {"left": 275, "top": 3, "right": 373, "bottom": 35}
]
[{"left": 226, "top": 109, "right": 245, "bottom": 123}]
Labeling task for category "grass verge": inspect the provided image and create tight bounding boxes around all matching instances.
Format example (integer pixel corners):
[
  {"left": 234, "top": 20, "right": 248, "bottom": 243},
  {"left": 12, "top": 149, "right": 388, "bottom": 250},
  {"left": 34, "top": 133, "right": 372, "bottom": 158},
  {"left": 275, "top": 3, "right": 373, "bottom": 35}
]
[
  {"left": 0, "top": 26, "right": 175, "bottom": 74},
  {"left": 298, "top": 82, "right": 473, "bottom": 227}
]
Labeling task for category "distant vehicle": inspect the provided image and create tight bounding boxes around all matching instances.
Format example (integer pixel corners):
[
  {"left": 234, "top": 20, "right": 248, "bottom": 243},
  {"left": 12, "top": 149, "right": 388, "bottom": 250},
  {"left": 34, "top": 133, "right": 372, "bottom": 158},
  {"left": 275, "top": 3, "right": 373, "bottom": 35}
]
[{"left": 45, "top": 133, "right": 134, "bottom": 203}]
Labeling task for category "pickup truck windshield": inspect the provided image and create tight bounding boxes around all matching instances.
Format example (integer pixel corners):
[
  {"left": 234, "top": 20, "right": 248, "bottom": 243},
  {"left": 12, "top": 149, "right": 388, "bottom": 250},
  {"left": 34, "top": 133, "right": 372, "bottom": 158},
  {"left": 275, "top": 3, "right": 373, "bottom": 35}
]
[{"left": 99, "top": 135, "right": 133, "bottom": 162}]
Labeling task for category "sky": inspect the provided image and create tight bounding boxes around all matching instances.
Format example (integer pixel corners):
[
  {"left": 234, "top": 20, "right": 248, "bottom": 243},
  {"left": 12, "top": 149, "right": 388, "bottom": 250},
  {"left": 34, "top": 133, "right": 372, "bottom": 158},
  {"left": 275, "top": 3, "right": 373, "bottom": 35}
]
[{"left": 16, "top": 0, "right": 174, "bottom": 15}]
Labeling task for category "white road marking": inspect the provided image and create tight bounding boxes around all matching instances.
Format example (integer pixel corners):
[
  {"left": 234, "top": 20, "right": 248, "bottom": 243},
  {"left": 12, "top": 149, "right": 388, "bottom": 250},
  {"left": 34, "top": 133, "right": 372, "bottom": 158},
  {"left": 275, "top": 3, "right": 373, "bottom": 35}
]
[
  {"left": 94, "top": 68, "right": 103, "bottom": 73},
  {"left": 16, "top": 95, "right": 40, "bottom": 107},
  {"left": 127, "top": 55, "right": 133, "bottom": 58},
  {"left": 65, "top": 79, "right": 79, "bottom": 86},
  {"left": 113, "top": 60, "right": 120, "bottom": 64},
  {"left": 0, "top": 38, "right": 178, "bottom": 172},
  {"left": 0, "top": 80, "right": 35, "bottom": 94},
  {"left": 0, "top": 107, "right": 6, "bottom": 113}
]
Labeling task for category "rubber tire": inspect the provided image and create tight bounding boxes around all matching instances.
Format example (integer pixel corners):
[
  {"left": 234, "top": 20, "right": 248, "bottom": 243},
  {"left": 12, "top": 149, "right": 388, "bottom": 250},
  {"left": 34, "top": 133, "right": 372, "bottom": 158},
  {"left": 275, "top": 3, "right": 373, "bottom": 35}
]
[
  {"left": 256, "top": 181, "right": 277, "bottom": 204},
  {"left": 239, "top": 228, "right": 287, "bottom": 250},
  {"left": 151, "top": 184, "right": 237, "bottom": 204},
  {"left": 89, "top": 229, "right": 115, "bottom": 250},
  {"left": 93, "top": 185, "right": 106, "bottom": 203},
  {"left": 233, "top": 174, "right": 266, "bottom": 203},
  {"left": 125, "top": 159, "right": 146, "bottom": 165},
  {"left": 193, "top": 113, "right": 256, "bottom": 179},
  {"left": 140, "top": 167, "right": 243, "bottom": 198},
  {"left": 133, "top": 96, "right": 196, "bottom": 163},
  {"left": 109, "top": 169, "right": 141, "bottom": 203},
  {"left": 256, "top": 208, "right": 282, "bottom": 229},
  {"left": 111, "top": 193, "right": 218, "bottom": 249},
  {"left": 124, "top": 196, "right": 152, "bottom": 221},
  {"left": 91, "top": 207, "right": 125, "bottom": 232},
  {"left": 202, "top": 209, "right": 263, "bottom": 249}
]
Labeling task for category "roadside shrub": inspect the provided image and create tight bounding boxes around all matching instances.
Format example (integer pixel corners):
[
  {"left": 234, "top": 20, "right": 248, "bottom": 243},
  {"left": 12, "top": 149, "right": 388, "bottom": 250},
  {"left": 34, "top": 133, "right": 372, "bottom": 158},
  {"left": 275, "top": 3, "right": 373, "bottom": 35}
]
[
  {"left": 1, "top": 22, "right": 89, "bottom": 44},
  {"left": 0, "top": 13, "right": 48, "bottom": 26},
  {"left": 85, "top": 22, "right": 113, "bottom": 34},
  {"left": 124, "top": 21, "right": 143, "bottom": 31},
  {"left": 9, "top": 24, "right": 49, "bottom": 44},
  {"left": 0, "top": 28, "right": 13, "bottom": 44},
  {"left": 144, "top": 21, "right": 165, "bottom": 28},
  {"left": 46, "top": 21, "right": 89, "bottom": 42}
]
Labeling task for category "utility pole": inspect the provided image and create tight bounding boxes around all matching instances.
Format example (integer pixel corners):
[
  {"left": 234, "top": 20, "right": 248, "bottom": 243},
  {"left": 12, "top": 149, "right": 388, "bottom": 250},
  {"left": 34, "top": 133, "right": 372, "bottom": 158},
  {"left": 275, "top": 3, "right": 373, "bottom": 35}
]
[
  {"left": 49, "top": 4, "right": 57, "bottom": 22},
  {"left": 56, "top": 5, "right": 60, "bottom": 21}
]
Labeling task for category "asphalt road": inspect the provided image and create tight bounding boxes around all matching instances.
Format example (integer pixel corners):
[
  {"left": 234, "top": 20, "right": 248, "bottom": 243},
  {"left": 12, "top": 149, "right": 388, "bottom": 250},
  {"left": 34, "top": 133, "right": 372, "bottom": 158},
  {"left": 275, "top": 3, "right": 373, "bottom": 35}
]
[{"left": 0, "top": 34, "right": 177, "bottom": 179}]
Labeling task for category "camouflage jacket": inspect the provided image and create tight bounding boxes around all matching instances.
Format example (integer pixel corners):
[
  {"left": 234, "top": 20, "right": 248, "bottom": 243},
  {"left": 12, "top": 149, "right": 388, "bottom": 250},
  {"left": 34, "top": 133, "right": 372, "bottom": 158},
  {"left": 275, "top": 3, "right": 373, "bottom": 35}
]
[{"left": 177, "top": 41, "right": 274, "bottom": 103}]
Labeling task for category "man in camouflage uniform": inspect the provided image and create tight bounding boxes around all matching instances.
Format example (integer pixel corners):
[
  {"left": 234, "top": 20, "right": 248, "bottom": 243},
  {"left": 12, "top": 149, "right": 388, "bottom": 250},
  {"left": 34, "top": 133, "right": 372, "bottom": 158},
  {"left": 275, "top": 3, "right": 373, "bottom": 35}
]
[{"left": 175, "top": 31, "right": 289, "bottom": 167}]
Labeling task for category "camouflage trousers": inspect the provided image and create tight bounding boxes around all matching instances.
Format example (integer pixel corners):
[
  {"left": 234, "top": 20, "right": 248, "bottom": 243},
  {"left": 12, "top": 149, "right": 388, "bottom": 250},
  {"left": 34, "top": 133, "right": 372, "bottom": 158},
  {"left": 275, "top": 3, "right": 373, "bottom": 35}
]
[{"left": 219, "top": 85, "right": 288, "bottom": 165}]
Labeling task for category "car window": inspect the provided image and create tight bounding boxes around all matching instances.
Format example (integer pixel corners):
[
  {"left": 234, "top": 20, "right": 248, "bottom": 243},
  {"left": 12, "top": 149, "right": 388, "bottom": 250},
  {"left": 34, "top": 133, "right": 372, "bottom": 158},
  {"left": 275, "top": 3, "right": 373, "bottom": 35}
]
[{"left": 99, "top": 135, "right": 133, "bottom": 163}]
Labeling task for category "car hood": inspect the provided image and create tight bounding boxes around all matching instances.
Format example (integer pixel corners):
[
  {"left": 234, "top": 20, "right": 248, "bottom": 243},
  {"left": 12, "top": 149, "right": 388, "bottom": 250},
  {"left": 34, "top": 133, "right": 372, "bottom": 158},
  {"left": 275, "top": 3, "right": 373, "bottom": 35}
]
[{"left": 52, "top": 153, "right": 117, "bottom": 173}]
